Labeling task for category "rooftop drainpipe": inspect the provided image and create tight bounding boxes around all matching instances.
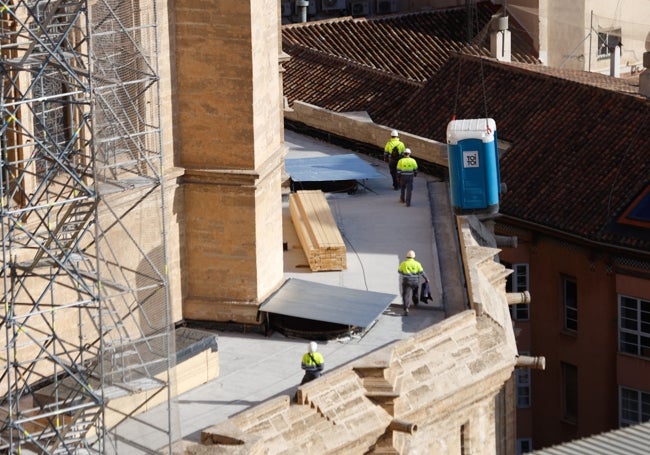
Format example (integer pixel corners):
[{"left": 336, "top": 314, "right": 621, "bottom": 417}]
[
  {"left": 640, "top": 32, "right": 650, "bottom": 98},
  {"left": 490, "top": 14, "right": 511, "bottom": 62},
  {"left": 296, "top": 0, "right": 309, "bottom": 23}
]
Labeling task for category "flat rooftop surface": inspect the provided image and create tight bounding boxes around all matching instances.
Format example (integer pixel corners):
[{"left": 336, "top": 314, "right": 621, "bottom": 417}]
[{"left": 114, "top": 129, "right": 450, "bottom": 452}]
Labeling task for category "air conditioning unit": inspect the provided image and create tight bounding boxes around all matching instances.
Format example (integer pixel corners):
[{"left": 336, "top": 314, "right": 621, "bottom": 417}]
[
  {"left": 376, "top": 0, "right": 397, "bottom": 14},
  {"left": 281, "top": 1, "right": 292, "bottom": 16},
  {"left": 321, "top": 0, "right": 346, "bottom": 11},
  {"left": 350, "top": 0, "right": 369, "bottom": 16},
  {"left": 295, "top": 0, "right": 318, "bottom": 15}
]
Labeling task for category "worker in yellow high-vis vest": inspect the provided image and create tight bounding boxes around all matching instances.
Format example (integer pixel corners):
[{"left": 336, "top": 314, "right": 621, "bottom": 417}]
[
  {"left": 300, "top": 341, "right": 324, "bottom": 384},
  {"left": 396, "top": 148, "right": 418, "bottom": 207},
  {"left": 398, "top": 249, "right": 429, "bottom": 316},
  {"left": 384, "top": 129, "right": 406, "bottom": 190}
]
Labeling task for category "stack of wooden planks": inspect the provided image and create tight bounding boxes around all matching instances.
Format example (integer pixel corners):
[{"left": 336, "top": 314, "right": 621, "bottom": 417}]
[{"left": 289, "top": 190, "right": 347, "bottom": 271}]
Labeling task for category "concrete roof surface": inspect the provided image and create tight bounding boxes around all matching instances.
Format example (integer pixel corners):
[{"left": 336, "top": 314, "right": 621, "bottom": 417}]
[{"left": 114, "top": 129, "right": 452, "bottom": 452}]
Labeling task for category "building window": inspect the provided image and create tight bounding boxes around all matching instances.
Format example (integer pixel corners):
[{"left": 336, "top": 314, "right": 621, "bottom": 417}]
[
  {"left": 2, "top": 5, "right": 88, "bottom": 210},
  {"left": 516, "top": 366, "right": 531, "bottom": 408},
  {"left": 562, "top": 362, "right": 578, "bottom": 424},
  {"left": 563, "top": 276, "right": 577, "bottom": 331},
  {"left": 505, "top": 263, "right": 529, "bottom": 321},
  {"left": 597, "top": 28, "right": 621, "bottom": 58},
  {"left": 516, "top": 350, "right": 531, "bottom": 408},
  {"left": 619, "top": 295, "right": 650, "bottom": 358},
  {"left": 620, "top": 386, "right": 650, "bottom": 426},
  {"left": 517, "top": 438, "right": 532, "bottom": 455},
  {"left": 618, "top": 185, "right": 650, "bottom": 228}
]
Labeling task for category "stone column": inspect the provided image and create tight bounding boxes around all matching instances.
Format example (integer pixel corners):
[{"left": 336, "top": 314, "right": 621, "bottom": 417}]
[{"left": 174, "top": 0, "right": 285, "bottom": 324}]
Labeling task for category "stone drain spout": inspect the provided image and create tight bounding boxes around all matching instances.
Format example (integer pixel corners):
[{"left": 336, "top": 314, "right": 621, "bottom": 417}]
[
  {"left": 516, "top": 355, "right": 546, "bottom": 370},
  {"left": 389, "top": 419, "right": 418, "bottom": 434},
  {"left": 506, "top": 291, "right": 530, "bottom": 305}
]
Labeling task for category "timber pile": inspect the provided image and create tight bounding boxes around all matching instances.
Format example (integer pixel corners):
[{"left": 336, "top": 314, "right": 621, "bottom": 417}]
[{"left": 289, "top": 190, "right": 347, "bottom": 271}]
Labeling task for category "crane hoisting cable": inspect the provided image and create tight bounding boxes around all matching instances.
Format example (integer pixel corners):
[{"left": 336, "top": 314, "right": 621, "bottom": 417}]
[{"left": 447, "top": 0, "right": 505, "bottom": 215}]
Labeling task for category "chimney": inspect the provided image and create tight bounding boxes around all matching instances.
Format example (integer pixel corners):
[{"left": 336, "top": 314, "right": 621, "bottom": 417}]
[
  {"left": 610, "top": 44, "right": 621, "bottom": 77},
  {"left": 641, "top": 31, "right": 650, "bottom": 98},
  {"left": 296, "top": 0, "right": 309, "bottom": 22},
  {"left": 490, "top": 14, "right": 511, "bottom": 62}
]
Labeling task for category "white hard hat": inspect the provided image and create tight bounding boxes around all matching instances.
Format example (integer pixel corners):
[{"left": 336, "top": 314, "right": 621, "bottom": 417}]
[
  {"left": 406, "top": 250, "right": 416, "bottom": 258},
  {"left": 403, "top": 148, "right": 411, "bottom": 155},
  {"left": 309, "top": 341, "right": 317, "bottom": 353},
  {"left": 390, "top": 129, "right": 399, "bottom": 137}
]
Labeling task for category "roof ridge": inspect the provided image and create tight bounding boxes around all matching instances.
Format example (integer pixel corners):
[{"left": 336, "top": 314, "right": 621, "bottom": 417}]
[
  {"left": 282, "top": 15, "right": 360, "bottom": 29},
  {"left": 284, "top": 42, "right": 425, "bottom": 85},
  {"left": 283, "top": 1, "right": 499, "bottom": 29},
  {"left": 452, "top": 53, "right": 646, "bottom": 99}
]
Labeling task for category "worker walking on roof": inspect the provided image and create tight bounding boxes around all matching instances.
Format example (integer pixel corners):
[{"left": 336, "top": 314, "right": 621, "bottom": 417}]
[
  {"left": 300, "top": 341, "right": 325, "bottom": 385},
  {"left": 384, "top": 129, "right": 406, "bottom": 190},
  {"left": 397, "top": 148, "right": 418, "bottom": 207},
  {"left": 398, "top": 250, "right": 429, "bottom": 316}
]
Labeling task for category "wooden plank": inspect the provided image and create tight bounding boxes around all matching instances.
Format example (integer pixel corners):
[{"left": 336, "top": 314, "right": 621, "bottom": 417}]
[
  {"left": 289, "top": 194, "right": 315, "bottom": 252},
  {"left": 289, "top": 190, "right": 346, "bottom": 271},
  {"left": 301, "top": 190, "right": 344, "bottom": 248},
  {"left": 296, "top": 191, "right": 335, "bottom": 247},
  {"left": 294, "top": 192, "right": 320, "bottom": 246}
]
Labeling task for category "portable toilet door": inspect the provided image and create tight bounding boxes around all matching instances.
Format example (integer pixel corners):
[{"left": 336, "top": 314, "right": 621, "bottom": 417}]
[{"left": 446, "top": 118, "right": 501, "bottom": 215}]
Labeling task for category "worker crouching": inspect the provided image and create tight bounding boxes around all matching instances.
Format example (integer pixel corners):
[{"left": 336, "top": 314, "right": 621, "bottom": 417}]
[{"left": 300, "top": 341, "right": 325, "bottom": 385}]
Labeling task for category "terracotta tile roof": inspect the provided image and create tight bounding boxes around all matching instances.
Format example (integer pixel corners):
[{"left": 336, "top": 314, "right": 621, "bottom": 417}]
[
  {"left": 282, "top": 1, "right": 539, "bottom": 83},
  {"left": 283, "top": 45, "right": 650, "bottom": 253},
  {"left": 384, "top": 54, "right": 650, "bottom": 251},
  {"left": 283, "top": 43, "right": 423, "bottom": 121}
]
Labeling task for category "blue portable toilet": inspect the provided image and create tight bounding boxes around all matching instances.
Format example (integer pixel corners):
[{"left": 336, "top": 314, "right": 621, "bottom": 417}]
[{"left": 446, "top": 118, "right": 501, "bottom": 215}]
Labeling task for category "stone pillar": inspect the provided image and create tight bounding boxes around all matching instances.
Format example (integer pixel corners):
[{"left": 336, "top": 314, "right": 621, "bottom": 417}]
[{"left": 174, "top": 0, "right": 285, "bottom": 324}]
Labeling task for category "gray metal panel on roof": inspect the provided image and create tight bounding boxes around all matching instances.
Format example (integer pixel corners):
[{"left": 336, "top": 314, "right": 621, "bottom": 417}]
[
  {"left": 530, "top": 421, "right": 650, "bottom": 455},
  {"left": 285, "top": 154, "right": 385, "bottom": 182},
  {"left": 259, "top": 278, "right": 396, "bottom": 327}
]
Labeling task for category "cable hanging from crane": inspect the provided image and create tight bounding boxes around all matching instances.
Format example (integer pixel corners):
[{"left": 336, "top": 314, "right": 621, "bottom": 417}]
[{"left": 452, "top": 0, "right": 506, "bottom": 134}]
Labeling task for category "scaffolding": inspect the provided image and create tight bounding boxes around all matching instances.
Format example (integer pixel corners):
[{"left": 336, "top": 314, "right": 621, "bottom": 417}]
[{"left": 0, "top": 1, "right": 175, "bottom": 453}]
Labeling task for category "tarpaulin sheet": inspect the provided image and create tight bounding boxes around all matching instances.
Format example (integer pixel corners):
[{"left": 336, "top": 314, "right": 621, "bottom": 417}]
[
  {"left": 285, "top": 154, "right": 385, "bottom": 182},
  {"left": 259, "top": 278, "right": 396, "bottom": 327}
]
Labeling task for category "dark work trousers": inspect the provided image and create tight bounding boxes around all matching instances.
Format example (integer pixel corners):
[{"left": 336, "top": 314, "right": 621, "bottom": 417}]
[
  {"left": 400, "top": 173, "right": 414, "bottom": 206},
  {"left": 389, "top": 159, "right": 399, "bottom": 189},
  {"left": 401, "top": 277, "right": 420, "bottom": 312},
  {"left": 300, "top": 369, "right": 321, "bottom": 385}
]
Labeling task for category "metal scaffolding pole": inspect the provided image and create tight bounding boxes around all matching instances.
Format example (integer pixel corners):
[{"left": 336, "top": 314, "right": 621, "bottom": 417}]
[{"left": 0, "top": 1, "right": 174, "bottom": 453}]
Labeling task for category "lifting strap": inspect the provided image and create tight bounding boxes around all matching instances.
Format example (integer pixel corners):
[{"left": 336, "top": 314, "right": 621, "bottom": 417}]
[{"left": 452, "top": 0, "right": 497, "bottom": 133}]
